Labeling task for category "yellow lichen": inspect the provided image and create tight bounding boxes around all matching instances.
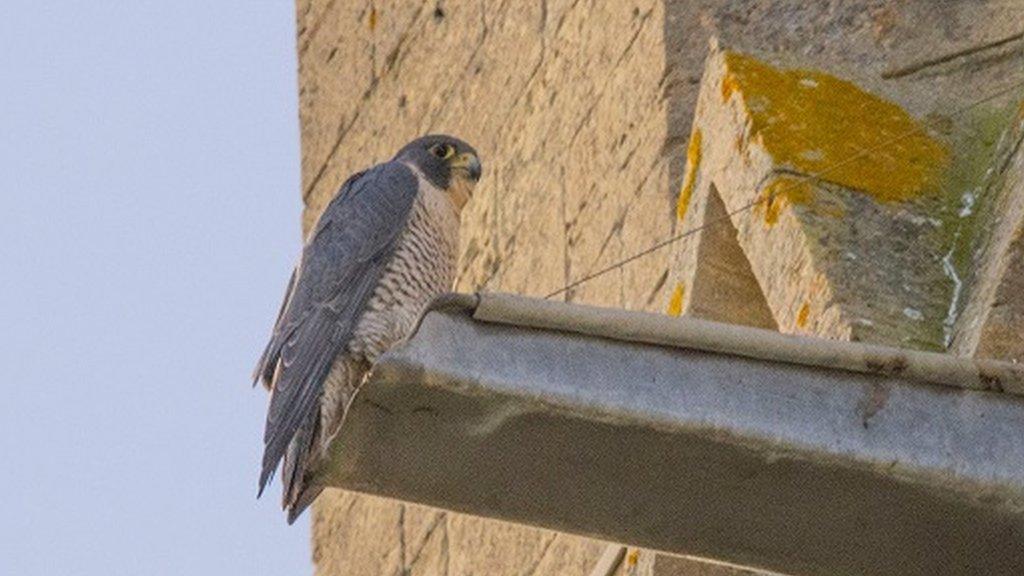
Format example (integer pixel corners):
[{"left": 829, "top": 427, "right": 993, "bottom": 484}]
[
  {"left": 676, "top": 129, "right": 702, "bottom": 221},
  {"left": 369, "top": 6, "right": 378, "bottom": 30},
  {"left": 626, "top": 549, "right": 640, "bottom": 566},
  {"left": 796, "top": 301, "right": 811, "bottom": 328},
  {"left": 757, "top": 176, "right": 814, "bottom": 226},
  {"left": 722, "top": 52, "right": 949, "bottom": 202},
  {"left": 667, "top": 283, "right": 686, "bottom": 317},
  {"left": 816, "top": 200, "right": 847, "bottom": 219},
  {"left": 721, "top": 74, "right": 739, "bottom": 102}
]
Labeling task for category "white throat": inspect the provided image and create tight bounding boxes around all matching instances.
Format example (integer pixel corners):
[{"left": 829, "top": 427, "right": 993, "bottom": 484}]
[{"left": 402, "top": 162, "right": 471, "bottom": 216}]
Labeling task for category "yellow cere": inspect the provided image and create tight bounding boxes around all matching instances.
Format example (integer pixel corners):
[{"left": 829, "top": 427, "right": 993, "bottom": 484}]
[
  {"left": 721, "top": 52, "right": 949, "bottom": 203},
  {"left": 796, "top": 301, "right": 811, "bottom": 329},
  {"left": 667, "top": 282, "right": 686, "bottom": 317},
  {"left": 758, "top": 176, "right": 813, "bottom": 226},
  {"left": 676, "top": 129, "right": 702, "bottom": 221}
]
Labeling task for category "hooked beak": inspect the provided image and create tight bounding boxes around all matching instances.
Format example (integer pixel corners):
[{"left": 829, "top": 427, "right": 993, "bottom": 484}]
[{"left": 452, "top": 152, "right": 482, "bottom": 182}]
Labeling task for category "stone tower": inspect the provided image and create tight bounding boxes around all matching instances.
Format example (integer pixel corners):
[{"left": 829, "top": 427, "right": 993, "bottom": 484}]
[{"left": 293, "top": 1, "right": 1024, "bottom": 573}]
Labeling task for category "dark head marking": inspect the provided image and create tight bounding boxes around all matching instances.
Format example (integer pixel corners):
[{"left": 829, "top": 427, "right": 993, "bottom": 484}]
[{"left": 393, "top": 134, "right": 482, "bottom": 191}]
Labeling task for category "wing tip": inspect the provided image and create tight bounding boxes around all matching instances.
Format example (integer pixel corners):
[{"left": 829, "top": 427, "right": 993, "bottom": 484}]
[
  {"left": 257, "top": 459, "right": 278, "bottom": 500},
  {"left": 252, "top": 348, "right": 277, "bottom": 390},
  {"left": 286, "top": 486, "right": 323, "bottom": 524},
  {"left": 257, "top": 456, "right": 317, "bottom": 525}
]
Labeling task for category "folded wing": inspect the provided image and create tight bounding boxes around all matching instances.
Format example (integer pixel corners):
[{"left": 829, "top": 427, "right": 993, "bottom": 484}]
[{"left": 255, "top": 162, "right": 420, "bottom": 496}]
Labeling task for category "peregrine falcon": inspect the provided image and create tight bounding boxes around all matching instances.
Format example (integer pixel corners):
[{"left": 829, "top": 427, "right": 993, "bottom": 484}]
[{"left": 254, "top": 135, "right": 481, "bottom": 522}]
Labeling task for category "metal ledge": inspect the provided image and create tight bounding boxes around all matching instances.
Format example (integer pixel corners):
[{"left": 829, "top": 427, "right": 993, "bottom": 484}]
[{"left": 319, "top": 293, "right": 1024, "bottom": 576}]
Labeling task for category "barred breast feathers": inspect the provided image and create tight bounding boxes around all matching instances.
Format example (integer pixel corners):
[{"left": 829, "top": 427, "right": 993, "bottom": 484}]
[{"left": 347, "top": 167, "right": 461, "bottom": 361}]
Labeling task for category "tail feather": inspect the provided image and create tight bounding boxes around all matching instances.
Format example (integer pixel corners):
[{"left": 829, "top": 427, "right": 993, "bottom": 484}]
[
  {"left": 287, "top": 485, "right": 325, "bottom": 525},
  {"left": 281, "top": 411, "right": 318, "bottom": 508},
  {"left": 260, "top": 355, "right": 366, "bottom": 523}
]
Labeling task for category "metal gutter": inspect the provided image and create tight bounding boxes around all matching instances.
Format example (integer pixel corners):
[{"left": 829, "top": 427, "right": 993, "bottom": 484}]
[
  {"left": 470, "top": 293, "right": 1024, "bottom": 394},
  {"left": 319, "top": 293, "right": 1024, "bottom": 576}
]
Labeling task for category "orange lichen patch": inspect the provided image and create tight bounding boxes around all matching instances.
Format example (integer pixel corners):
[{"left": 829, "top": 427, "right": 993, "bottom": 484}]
[
  {"left": 757, "top": 176, "right": 814, "bottom": 226},
  {"left": 721, "top": 52, "right": 949, "bottom": 202},
  {"left": 369, "top": 6, "right": 378, "bottom": 30},
  {"left": 796, "top": 301, "right": 811, "bottom": 328},
  {"left": 721, "top": 73, "right": 739, "bottom": 102},
  {"left": 626, "top": 549, "right": 640, "bottom": 566},
  {"left": 676, "top": 129, "right": 703, "bottom": 222},
  {"left": 667, "top": 283, "right": 686, "bottom": 317}
]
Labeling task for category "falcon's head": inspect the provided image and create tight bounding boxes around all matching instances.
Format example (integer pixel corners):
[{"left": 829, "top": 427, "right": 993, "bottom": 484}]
[{"left": 395, "top": 134, "right": 482, "bottom": 212}]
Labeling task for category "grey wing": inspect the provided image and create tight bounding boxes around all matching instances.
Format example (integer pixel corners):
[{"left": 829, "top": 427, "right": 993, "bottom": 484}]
[
  {"left": 253, "top": 267, "right": 296, "bottom": 389},
  {"left": 253, "top": 168, "right": 369, "bottom": 390},
  {"left": 255, "top": 162, "right": 419, "bottom": 494}
]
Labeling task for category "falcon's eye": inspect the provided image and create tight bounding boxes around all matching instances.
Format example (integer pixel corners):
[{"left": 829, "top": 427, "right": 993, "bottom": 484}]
[{"left": 429, "top": 143, "right": 455, "bottom": 159}]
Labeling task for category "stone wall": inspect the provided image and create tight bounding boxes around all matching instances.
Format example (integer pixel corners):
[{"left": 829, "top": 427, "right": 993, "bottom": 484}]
[
  {"left": 294, "top": 1, "right": 1024, "bottom": 574},
  {"left": 299, "top": 2, "right": 687, "bottom": 573}
]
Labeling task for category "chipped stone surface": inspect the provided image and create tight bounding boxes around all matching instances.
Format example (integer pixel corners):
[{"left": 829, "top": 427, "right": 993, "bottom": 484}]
[
  {"left": 671, "top": 43, "right": 961, "bottom": 348},
  {"left": 294, "top": 0, "right": 1023, "bottom": 574},
  {"left": 311, "top": 490, "right": 403, "bottom": 576},
  {"left": 671, "top": 183, "right": 777, "bottom": 330}
]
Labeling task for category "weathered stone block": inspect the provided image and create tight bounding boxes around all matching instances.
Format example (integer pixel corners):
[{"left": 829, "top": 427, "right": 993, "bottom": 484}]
[{"left": 670, "top": 42, "right": 1020, "bottom": 348}]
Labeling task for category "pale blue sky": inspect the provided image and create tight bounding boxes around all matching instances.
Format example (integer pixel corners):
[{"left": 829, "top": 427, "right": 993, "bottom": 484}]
[{"left": 1, "top": 2, "right": 311, "bottom": 574}]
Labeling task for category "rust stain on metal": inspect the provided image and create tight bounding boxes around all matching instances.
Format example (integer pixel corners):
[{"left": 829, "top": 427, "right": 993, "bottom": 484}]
[
  {"left": 864, "top": 354, "right": 910, "bottom": 377},
  {"left": 980, "top": 371, "right": 1005, "bottom": 393},
  {"left": 859, "top": 383, "right": 892, "bottom": 428}
]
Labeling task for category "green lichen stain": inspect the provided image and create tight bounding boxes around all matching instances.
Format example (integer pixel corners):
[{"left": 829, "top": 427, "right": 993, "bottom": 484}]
[
  {"left": 938, "top": 103, "right": 1023, "bottom": 316},
  {"left": 721, "top": 52, "right": 950, "bottom": 203}
]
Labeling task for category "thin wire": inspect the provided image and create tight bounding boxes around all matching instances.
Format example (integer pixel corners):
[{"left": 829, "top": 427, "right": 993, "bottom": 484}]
[
  {"left": 883, "top": 28, "right": 1024, "bottom": 79},
  {"left": 545, "top": 76, "right": 1024, "bottom": 300},
  {"left": 544, "top": 198, "right": 764, "bottom": 300}
]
